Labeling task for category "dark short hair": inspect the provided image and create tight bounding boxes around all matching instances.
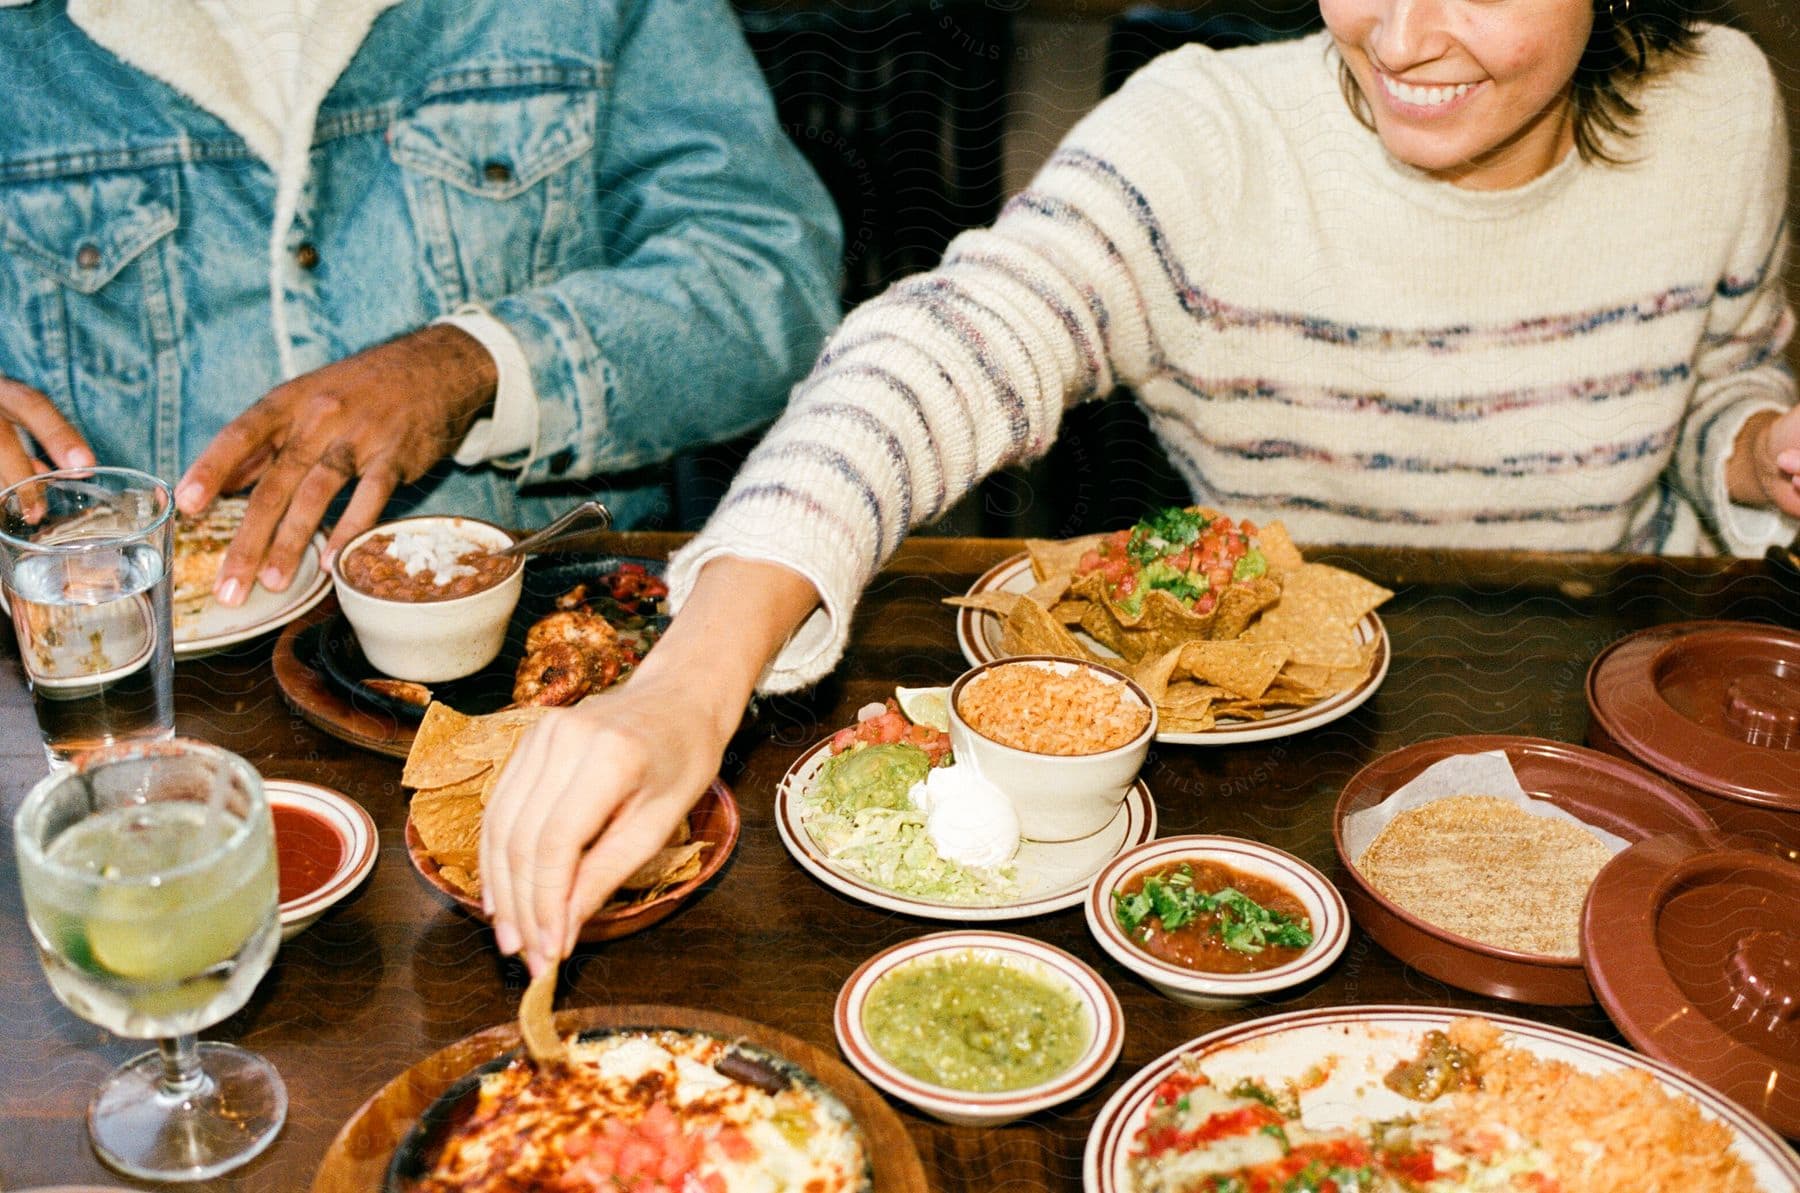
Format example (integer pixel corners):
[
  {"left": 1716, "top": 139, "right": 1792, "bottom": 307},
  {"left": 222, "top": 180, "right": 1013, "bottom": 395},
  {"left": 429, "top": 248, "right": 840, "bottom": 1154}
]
[{"left": 1337, "top": 0, "right": 1707, "bottom": 166}]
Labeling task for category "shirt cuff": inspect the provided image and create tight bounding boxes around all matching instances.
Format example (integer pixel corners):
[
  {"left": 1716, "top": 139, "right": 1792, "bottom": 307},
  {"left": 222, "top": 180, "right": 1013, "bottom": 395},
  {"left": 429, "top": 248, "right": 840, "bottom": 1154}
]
[
  {"left": 1713, "top": 400, "right": 1799, "bottom": 552},
  {"left": 436, "top": 307, "right": 541, "bottom": 468}
]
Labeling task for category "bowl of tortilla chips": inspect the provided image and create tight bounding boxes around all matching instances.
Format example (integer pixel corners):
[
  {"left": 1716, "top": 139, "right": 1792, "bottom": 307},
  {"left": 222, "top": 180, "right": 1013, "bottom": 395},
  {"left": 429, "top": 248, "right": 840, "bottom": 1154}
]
[
  {"left": 949, "top": 507, "right": 1393, "bottom": 740},
  {"left": 401, "top": 702, "right": 740, "bottom": 942}
]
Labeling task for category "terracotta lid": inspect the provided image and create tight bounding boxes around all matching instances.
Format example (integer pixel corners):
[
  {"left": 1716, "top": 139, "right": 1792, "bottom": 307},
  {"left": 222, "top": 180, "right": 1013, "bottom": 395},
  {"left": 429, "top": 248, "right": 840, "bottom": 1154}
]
[
  {"left": 1587, "top": 621, "right": 1800, "bottom": 812},
  {"left": 1582, "top": 832, "right": 1800, "bottom": 1138}
]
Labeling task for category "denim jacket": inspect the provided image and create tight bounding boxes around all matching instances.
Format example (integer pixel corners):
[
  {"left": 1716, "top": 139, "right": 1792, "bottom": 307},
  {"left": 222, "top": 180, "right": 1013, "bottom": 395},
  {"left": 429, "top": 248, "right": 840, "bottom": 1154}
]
[{"left": 0, "top": 0, "right": 841, "bottom": 528}]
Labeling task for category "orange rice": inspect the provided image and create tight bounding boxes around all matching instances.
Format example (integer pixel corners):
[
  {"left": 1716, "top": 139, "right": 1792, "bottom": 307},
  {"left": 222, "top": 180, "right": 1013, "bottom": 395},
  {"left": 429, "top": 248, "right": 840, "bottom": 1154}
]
[
  {"left": 1438, "top": 1019, "right": 1761, "bottom": 1193},
  {"left": 957, "top": 662, "right": 1149, "bottom": 755}
]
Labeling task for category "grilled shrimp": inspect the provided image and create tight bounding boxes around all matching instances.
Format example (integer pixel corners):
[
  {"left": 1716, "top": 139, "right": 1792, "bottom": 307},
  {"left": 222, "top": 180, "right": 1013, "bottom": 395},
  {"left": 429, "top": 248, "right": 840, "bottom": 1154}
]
[
  {"left": 511, "top": 641, "right": 594, "bottom": 706},
  {"left": 524, "top": 608, "right": 619, "bottom": 656}
]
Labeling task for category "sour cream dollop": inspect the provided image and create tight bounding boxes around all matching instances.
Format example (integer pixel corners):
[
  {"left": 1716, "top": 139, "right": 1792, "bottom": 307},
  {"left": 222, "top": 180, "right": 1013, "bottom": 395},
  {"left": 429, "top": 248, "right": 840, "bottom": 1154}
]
[{"left": 908, "top": 763, "right": 1020, "bottom": 870}]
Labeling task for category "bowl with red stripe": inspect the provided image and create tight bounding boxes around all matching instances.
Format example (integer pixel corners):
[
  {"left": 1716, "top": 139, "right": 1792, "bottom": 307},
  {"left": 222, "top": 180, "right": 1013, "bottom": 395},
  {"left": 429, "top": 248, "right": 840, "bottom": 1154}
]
[
  {"left": 269, "top": 779, "right": 378, "bottom": 941},
  {"left": 834, "top": 930, "right": 1122, "bottom": 1127}
]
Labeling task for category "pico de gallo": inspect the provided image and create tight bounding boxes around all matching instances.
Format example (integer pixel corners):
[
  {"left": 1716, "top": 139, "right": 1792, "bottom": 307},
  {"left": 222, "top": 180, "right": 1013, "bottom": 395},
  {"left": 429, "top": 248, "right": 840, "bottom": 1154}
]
[{"left": 1076, "top": 507, "right": 1268, "bottom": 617}]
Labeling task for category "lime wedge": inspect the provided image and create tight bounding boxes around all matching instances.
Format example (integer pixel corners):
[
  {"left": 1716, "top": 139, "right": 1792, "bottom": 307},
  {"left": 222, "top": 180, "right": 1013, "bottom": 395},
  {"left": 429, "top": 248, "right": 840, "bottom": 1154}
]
[
  {"left": 895, "top": 686, "right": 951, "bottom": 732},
  {"left": 86, "top": 884, "right": 257, "bottom": 984}
]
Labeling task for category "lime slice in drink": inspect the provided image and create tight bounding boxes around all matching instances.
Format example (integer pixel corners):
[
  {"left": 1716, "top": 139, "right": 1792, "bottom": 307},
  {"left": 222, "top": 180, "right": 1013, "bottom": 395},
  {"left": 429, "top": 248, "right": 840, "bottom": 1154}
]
[
  {"left": 85, "top": 885, "right": 249, "bottom": 984},
  {"left": 895, "top": 686, "right": 951, "bottom": 732}
]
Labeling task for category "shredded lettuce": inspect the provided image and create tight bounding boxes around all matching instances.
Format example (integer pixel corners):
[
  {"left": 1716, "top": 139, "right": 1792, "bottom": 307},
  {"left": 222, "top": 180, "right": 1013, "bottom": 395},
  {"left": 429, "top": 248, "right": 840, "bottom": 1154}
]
[{"left": 802, "top": 799, "right": 1016, "bottom": 904}]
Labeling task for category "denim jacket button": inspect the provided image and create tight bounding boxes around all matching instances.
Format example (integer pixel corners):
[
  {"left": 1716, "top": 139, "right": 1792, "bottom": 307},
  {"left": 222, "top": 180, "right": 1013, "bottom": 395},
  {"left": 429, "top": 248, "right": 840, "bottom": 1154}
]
[
  {"left": 75, "top": 244, "right": 102, "bottom": 270},
  {"left": 294, "top": 243, "right": 321, "bottom": 270},
  {"left": 483, "top": 161, "right": 513, "bottom": 183}
]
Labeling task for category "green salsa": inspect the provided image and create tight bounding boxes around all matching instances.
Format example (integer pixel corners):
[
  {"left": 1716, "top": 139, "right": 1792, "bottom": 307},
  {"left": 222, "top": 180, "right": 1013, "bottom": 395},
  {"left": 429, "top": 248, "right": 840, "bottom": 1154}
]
[{"left": 862, "top": 952, "right": 1090, "bottom": 1092}]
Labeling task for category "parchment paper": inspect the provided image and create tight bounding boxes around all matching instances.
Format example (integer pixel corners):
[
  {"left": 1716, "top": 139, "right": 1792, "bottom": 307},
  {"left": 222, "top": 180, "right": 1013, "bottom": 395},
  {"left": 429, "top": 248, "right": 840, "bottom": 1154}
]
[{"left": 1342, "top": 749, "right": 1629, "bottom": 867}]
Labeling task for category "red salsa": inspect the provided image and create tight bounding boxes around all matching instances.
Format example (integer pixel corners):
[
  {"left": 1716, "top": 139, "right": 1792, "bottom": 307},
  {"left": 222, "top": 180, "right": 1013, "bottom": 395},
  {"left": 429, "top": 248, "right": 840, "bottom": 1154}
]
[
  {"left": 273, "top": 805, "right": 345, "bottom": 904},
  {"left": 1113, "top": 858, "right": 1312, "bottom": 974}
]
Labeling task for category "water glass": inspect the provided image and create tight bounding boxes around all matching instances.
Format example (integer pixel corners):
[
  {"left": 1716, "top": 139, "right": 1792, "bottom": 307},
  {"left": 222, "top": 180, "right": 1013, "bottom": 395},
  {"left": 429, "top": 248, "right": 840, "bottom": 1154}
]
[
  {"left": 0, "top": 466, "right": 176, "bottom": 764},
  {"left": 15, "top": 738, "right": 286, "bottom": 1180}
]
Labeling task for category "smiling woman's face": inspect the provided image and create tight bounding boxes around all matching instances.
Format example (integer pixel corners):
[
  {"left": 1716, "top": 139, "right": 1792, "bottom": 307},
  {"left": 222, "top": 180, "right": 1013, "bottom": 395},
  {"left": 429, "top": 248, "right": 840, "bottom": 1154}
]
[{"left": 1321, "top": 0, "right": 1594, "bottom": 190}]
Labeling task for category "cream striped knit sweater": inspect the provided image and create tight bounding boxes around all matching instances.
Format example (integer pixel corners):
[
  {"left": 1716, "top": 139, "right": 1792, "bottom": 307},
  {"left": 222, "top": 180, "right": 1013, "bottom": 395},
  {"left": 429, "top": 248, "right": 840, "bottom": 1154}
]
[{"left": 673, "top": 24, "right": 1796, "bottom": 693}]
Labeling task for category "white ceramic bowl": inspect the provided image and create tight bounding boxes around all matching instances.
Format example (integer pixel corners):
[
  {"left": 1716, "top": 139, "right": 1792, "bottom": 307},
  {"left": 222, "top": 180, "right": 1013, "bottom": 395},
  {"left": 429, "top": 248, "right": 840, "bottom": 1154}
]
[
  {"left": 269, "top": 780, "right": 378, "bottom": 941},
  {"left": 948, "top": 656, "right": 1156, "bottom": 842},
  {"left": 330, "top": 515, "right": 523, "bottom": 682},
  {"left": 834, "top": 930, "right": 1123, "bottom": 1127},
  {"left": 1086, "top": 835, "right": 1349, "bottom": 1008}
]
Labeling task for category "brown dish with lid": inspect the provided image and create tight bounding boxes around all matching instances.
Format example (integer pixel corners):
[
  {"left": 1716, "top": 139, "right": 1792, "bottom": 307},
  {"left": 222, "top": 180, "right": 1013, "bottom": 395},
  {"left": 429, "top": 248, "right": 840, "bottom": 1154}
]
[
  {"left": 1333, "top": 735, "right": 1716, "bottom": 1006},
  {"left": 1586, "top": 620, "right": 1800, "bottom": 857}
]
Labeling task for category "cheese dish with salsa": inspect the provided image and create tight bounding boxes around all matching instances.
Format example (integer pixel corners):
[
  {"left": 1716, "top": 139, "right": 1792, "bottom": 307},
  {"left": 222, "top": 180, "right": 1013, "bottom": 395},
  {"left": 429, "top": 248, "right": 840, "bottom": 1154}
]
[{"left": 402, "top": 1029, "right": 870, "bottom": 1193}]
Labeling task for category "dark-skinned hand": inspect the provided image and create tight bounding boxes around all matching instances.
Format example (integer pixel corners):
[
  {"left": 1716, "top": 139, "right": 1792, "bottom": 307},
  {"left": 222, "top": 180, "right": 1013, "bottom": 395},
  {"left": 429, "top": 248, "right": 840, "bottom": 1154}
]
[
  {"left": 0, "top": 375, "right": 98, "bottom": 485},
  {"left": 175, "top": 324, "right": 498, "bottom": 604}
]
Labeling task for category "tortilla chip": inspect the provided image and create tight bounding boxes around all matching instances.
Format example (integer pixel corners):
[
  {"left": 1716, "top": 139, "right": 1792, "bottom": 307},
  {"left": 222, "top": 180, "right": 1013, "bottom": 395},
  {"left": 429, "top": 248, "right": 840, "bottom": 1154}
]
[
  {"left": 621, "top": 841, "right": 709, "bottom": 893},
  {"left": 1023, "top": 572, "right": 1071, "bottom": 608},
  {"left": 1001, "top": 592, "right": 1102, "bottom": 661},
  {"left": 437, "top": 863, "right": 481, "bottom": 898},
  {"left": 411, "top": 787, "right": 483, "bottom": 863},
  {"left": 519, "top": 962, "right": 567, "bottom": 1066},
  {"left": 1258, "top": 521, "right": 1306, "bottom": 575},
  {"left": 1025, "top": 533, "right": 1105, "bottom": 582},
  {"left": 403, "top": 703, "right": 489, "bottom": 789},
  {"left": 944, "top": 591, "right": 1025, "bottom": 617}
]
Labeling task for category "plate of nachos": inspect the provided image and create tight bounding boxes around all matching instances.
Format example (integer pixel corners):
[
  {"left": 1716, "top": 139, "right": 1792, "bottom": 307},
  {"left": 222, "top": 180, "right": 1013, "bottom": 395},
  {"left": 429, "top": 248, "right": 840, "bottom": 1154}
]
[{"left": 952, "top": 507, "right": 1391, "bottom": 744}]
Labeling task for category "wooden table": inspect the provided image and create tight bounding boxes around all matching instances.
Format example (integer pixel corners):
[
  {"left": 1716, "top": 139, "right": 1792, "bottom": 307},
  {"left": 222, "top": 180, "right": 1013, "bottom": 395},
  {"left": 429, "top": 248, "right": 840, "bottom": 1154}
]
[{"left": 1, "top": 533, "right": 1794, "bottom": 1191}]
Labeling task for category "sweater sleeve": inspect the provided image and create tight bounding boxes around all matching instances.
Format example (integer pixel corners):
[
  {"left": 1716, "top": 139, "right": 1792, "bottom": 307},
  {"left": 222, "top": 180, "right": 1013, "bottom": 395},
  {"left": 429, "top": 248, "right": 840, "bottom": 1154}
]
[
  {"left": 667, "top": 53, "right": 1239, "bottom": 692},
  {"left": 1672, "top": 40, "right": 1797, "bottom": 554},
  {"left": 483, "top": 0, "right": 843, "bottom": 486}
]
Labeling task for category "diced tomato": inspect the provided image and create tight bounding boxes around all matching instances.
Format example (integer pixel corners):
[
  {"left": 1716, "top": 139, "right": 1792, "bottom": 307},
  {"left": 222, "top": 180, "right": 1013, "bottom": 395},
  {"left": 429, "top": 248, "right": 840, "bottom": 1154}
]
[
  {"left": 717, "top": 1126, "right": 754, "bottom": 1162},
  {"left": 1077, "top": 549, "right": 1103, "bottom": 574},
  {"left": 1193, "top": 593, "right": 1217, "bottom": 615},
  {"left": 1107, "top": 529, "right": 1131, "bottom": 554},
  {"left": 1385, "top": 1148, "right": 1438, "bottom": 1182},
  {"left": 830, "top": 727, "right": 858, "bottom": 753},
  {"left": 1207, "top": 567, "right": 1231, "bottom": 592}
]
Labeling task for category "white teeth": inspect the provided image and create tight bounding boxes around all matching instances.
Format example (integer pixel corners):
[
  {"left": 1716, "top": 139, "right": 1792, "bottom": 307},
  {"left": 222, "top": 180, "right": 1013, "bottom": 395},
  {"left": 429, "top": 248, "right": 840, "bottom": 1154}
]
[{"left": 1380, "top": 75, "right": 1472, "bottom": 107}]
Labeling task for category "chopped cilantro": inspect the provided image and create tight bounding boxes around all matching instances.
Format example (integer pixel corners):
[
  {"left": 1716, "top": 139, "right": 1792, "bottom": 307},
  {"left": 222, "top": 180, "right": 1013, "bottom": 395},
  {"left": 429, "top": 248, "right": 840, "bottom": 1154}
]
[
  {"left": 1125, "top": 507, "right": 1209, "bottom": 566},
  {"left": 1229, "top": 1079, "right": 1280, "bottom": 1108},
  {"left": 1111, "top": 865, "right": 1314, "bottom": 954}
]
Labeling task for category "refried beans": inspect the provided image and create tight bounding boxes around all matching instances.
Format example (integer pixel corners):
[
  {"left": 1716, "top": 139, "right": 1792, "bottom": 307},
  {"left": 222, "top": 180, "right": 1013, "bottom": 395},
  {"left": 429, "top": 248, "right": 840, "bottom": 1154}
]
[{"left": 340, "top": 528, "right": 517, "bottom": 602}]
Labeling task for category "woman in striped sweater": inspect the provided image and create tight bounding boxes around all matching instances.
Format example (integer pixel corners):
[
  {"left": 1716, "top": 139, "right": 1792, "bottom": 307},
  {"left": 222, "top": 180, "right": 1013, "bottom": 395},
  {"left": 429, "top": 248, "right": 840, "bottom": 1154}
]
[{"left": 484, "top": 0, "right": 1800, "bottom": 970}]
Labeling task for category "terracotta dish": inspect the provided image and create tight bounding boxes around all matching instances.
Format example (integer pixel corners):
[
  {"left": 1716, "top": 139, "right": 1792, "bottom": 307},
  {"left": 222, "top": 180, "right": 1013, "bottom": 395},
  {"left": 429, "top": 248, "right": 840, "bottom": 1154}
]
[
  {"left": 405, "top": 779, "right": 739, "bottom": 943},
  {"left": 1587, "top": 620, "right": 1800, "bottom": 857},
  {"left": 1582, "top": 831, "right": 1800, "bottom": 1138},
  {"left": 1334, "top": 735, "right": 1714, "bottom": 1005}
]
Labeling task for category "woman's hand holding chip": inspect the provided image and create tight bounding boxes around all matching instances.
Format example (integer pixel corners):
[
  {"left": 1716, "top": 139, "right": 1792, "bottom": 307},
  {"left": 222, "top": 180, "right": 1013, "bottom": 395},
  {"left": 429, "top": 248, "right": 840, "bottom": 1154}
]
[{"left": 481, "top": 557, "right": 820, "bottom": 975}]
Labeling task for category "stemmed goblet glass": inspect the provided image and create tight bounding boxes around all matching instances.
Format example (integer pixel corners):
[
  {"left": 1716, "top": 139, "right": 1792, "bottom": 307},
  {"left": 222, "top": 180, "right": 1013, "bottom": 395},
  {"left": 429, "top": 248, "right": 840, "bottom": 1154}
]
[{"left": 14, "top": 738, "right": 286, "bottom": 1180}]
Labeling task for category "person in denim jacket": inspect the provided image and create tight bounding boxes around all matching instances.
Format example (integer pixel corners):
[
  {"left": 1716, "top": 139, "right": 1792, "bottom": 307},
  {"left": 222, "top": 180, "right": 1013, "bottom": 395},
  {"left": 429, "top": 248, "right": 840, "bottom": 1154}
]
[{"left": 0, "top": 0, "right": 841, "bottom": 603}]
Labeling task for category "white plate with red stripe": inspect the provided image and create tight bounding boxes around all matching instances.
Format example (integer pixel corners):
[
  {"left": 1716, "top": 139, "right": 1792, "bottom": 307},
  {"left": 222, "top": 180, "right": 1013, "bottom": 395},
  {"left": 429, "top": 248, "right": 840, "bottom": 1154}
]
[{"left": 1083, "top": 1006, "right": 1800, "bottom": 1192}]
